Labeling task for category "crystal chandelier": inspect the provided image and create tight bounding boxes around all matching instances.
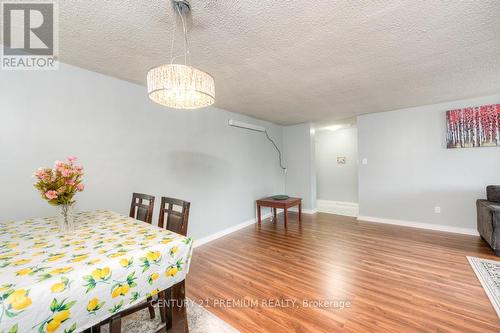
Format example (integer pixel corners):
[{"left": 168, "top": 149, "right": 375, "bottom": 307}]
[{"left": 147, "top": 0, "right": 215, "bottom": 109}]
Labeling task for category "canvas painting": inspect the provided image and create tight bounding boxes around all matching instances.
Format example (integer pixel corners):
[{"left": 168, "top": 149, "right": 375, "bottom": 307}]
[{"left": 446, "top": 104, "right": 500, "bottom": 148}]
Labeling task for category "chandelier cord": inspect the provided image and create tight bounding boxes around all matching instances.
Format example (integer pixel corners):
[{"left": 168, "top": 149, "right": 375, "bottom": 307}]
[
  {"left": 169, "top": 3, "right": 190, "bottom": 65},
  {"left": 169, "top": 5, "right": 177, "bottom": 63},
  {"left": 176, "top": 4, "right": 190, "bottom": 65}
]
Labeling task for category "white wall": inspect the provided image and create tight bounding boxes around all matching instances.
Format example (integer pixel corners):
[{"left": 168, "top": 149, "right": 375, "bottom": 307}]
[
  {"left": 283, "top": 123, "right": 316, "bottom": 211},
  {"left": 0, "top": 62, "right": 284, "bottom": 240},
  {"left": 315, "top": 127, "right": 358, "bottom": 203},
  {"left": 358, "top": 94, "right": 500, "bottom": 230}
]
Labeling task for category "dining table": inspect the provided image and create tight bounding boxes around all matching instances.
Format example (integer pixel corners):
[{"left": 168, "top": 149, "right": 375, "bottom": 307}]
[{"left": 0, "top": 210, "right": 193, "bottom": 333}]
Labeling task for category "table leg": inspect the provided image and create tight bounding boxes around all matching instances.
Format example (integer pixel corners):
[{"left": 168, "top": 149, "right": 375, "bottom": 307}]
[
  {"left": 298, "top": 203, "right": 302, "bottom": 222},
  {"left": 167, "top": 280, "right": 188, "bottom": 333},
  {"left": 159, "top": 289, "right": 168, "bottom": 324},
  {"left": 93, "top": 326, "right": 101, "bottom": 333},
  {"left": 257, "top": 205, "right": 262, "bottom": 225},
  {"left": 109, "top": 314, "right": 121, "bottom": 333},
  {"left": 273, "top": 208, "right": 277, "bottom": 221},
  {"left": 165, "top": 288, "right": 172, "bottom": 328},
  {"left": 147, "top": 296, "right": 155, "bottom": 319},
  {"left": 284, "top": 208, "right": 288, "bottom": 228}
]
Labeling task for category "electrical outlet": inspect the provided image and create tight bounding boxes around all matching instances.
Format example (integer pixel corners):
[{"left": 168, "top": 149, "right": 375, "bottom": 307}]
[
  {"left": 434, "top": 206, "right": 441, "bottom": 214},
  {"left": 362, "top": 158, "right": 368, "bottom": 165}
]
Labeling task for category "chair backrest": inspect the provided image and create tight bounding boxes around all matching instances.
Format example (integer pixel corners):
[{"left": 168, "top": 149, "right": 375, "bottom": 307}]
[
  {"left": 129, "top": 192, "right": 155, "bottom": 224},
  {"left": 158, "top": 197, "right": 190, "bottom": 236}
]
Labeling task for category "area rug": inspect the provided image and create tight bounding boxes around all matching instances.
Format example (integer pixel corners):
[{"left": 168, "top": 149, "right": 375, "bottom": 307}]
[
  {"left": 100, "top": 299, "right": 239, "bottom": 333},
  {"left": 467, "top": 256, "right": 500, "bottom": 317}
]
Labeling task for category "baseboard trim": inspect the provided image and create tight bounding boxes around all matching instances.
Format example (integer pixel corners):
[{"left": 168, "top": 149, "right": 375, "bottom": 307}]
[
  {"left": 357, "top": 215, "right": 479, "bottom": 236},
  {"left": 194, "top": 213, "right": 271, "bottom": 248},
  {"left": 194, "top": 212, "right": 478, "bottom": 247},
  {"left": 317, "top": 200, "right": 359, "bottom": 217},
  {"left": 288, "top": 207, "right": 317, "bottom": 214}
]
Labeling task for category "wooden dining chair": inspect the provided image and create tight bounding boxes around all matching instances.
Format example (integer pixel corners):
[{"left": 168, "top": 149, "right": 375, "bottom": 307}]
[
  {"left": 158, "top": 196, "right": 191, "bottom": 236},
  {"left": 130, "top": 193, "right": 157, "bottom": 319},
  {"left": 129, "top": 192, "right": 155, "bottom": 224},
  {"left": 157, "top": 197, "right": 190, "bottom": 329}
]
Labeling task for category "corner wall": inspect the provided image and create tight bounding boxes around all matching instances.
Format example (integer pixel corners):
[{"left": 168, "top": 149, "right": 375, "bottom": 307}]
[{"left": 283, "top": 123, "right": 316, "bottom": 211}]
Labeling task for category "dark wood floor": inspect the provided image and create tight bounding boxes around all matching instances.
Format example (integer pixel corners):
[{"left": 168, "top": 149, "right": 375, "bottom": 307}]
[{"left": 186, "top": 213, "right": 500, "bottom": 332}]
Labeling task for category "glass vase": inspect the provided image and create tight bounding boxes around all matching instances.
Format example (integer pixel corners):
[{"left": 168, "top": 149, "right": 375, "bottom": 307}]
[{"left": 58, "top": 204, "right": 75, "bottom": 232}]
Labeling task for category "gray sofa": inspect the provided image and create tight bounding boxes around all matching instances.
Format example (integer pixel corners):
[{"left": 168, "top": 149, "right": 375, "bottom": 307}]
[{"left": 477, "top": 185, "right": 500, "bottom": 256}]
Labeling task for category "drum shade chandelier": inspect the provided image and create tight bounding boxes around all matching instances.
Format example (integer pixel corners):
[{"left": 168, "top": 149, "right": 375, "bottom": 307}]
[{"left": 147, "top": 0, "right": 215, "bottom": 109}]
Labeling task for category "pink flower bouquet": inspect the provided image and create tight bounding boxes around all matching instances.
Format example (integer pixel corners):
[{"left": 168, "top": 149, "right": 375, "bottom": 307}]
[{"left": 33, "top": 156, "right": 84, "bottom": 206}]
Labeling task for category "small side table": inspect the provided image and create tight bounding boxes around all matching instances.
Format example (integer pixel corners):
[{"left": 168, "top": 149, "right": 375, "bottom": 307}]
[{"left": 256, "top": 197, "right": 302, "bottom": 227}]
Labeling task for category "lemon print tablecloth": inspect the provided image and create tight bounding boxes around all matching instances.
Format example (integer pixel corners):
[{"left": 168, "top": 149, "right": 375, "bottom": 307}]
[{"left": 0, "top": 210, "right": 193, "bottom": 333}]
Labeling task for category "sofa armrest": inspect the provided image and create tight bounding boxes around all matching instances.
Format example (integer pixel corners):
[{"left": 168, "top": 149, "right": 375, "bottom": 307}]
[
  {"left": 487, "top": 185, "right": 500, "bottom": 203},
  {"left": 477, "top": 199, "right": 500, "bottom": 250}
]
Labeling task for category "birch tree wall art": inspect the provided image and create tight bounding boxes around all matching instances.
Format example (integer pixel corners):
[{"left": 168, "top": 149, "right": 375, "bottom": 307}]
[{"left": 446, "top": 104, "right": 500, "bottom": 148}]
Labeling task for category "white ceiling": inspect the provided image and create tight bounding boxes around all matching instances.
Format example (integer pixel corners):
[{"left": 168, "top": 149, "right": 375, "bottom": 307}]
[{"left": 40, "top": 1, "right": 500, "bottom": 124}]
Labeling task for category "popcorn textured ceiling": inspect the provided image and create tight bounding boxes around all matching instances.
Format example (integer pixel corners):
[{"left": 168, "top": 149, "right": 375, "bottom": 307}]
[{"left": 47, "top": 1, "right": 500, "bottom": 124}]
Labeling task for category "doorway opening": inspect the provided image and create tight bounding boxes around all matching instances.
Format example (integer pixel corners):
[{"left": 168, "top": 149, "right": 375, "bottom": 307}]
[{"left": 314, "top": 118, "right": 359, "bottom": 217}]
